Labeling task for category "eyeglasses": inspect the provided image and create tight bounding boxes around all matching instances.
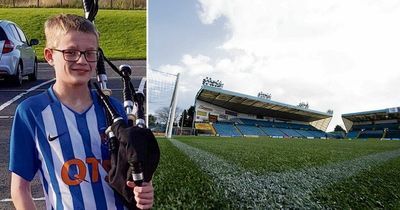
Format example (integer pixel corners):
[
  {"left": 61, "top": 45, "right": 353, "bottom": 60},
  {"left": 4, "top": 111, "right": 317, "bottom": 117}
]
[{"left": 52, "top": 49, "right": 98, "bottom": 62}]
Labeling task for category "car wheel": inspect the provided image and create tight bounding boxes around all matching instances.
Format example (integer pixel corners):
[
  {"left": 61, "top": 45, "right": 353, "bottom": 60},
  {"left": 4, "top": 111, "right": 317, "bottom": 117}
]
[
  {"left": 12, "top": 63, "right": 23, "bottom": 86},
  {"left": 28, "top": 59, "right": 38, "bottom": 81}
]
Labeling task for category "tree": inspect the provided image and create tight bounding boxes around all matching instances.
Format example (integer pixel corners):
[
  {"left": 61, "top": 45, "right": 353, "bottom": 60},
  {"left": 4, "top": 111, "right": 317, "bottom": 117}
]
[
  {"left": 155, "top": 107, "right": 170, "bottom": 124},
  {"left": 178, "top": 105, "right": 196, "bottom": 127},
  {"left": 148, "top": 114, "right": 157, "bottom": 127},
  {"left": 179, "top": 109, "right": 187, "bottom": 127},
  {"left": 155, "top": 106, "right": 181, "bottom": 125},
  {"left": 334, "top": 125, "right": 345, "bottom": 132},
  {"left": 186, "top": 106, "right": 195, "bottom": 127}
]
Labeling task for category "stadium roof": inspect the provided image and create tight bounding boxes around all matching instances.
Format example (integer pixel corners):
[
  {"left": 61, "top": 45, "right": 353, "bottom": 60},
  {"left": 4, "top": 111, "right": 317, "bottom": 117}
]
[
  {"left": 195, "top": 85, "right": 332, "bottom": 122},
  {"left": 342, "top": 107, "right": 400, "bottom": 122}
]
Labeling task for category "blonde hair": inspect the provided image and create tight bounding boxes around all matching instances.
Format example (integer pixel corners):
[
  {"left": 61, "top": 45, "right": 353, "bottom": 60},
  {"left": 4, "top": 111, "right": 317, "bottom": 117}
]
[{"left": 44, "top": 14, "right": 99, "bottom": 48}]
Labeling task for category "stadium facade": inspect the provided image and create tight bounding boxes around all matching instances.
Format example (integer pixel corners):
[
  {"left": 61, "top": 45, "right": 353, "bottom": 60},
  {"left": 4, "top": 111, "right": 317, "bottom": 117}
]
[
  {"left": 342, "top": 107, "right": 400, "bottom": 139},
  {"left": 193, "top": 85, "right": 333, "bottom": 138}
]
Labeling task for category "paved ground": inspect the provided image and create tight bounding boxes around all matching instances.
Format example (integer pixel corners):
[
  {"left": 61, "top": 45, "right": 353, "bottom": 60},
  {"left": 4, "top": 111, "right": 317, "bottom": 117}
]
[{"left": 0, "top": 60, "right": 146, "bottom": 209}]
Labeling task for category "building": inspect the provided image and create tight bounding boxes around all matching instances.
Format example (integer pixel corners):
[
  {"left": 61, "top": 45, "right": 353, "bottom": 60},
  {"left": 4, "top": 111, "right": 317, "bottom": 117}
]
[{"left": 193, "top": 85, "right": 332, "bottom": 138}]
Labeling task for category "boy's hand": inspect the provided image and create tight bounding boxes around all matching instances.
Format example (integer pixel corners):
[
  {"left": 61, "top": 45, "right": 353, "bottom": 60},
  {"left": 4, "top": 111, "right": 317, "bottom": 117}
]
[{"left": 126, "top": 181, "right": 154, "bottom": 209}]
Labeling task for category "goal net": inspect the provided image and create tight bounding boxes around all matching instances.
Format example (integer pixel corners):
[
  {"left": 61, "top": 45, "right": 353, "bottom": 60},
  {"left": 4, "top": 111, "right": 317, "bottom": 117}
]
[{"left": 148, "top": 68, "right": 180, "bottom": 138}]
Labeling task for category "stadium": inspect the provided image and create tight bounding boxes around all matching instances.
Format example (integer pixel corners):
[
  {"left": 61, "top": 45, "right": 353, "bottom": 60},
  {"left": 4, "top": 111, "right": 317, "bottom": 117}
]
[
  {"left": 149, "top": 76, "right": 400, "bottom": 209},
  {"left": 192, "top": 84, "right": 400, "bottom": 140}
]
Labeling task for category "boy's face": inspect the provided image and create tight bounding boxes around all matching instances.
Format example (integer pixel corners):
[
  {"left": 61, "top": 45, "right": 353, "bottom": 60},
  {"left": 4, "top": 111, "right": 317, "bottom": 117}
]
[{"left": 45, "top": 31, "right": 98, "bottom": 87}]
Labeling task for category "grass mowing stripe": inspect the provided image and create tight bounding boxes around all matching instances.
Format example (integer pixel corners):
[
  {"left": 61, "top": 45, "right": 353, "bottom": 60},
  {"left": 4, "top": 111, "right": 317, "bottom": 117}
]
[
  {"left": 313, "top": 156, "right": 400, "bottom": 209},
  {"left": 169, "top": 138, "right": 281, "bottom": 209},
  {"left": 179, "top": 137, "right": 400, "bottom": 173},
  {"left": 152, "top": 139, "right": 232, "bottom": 209},
  {"left": 170, "top": 138, "right": 400, "bottom": 209}
]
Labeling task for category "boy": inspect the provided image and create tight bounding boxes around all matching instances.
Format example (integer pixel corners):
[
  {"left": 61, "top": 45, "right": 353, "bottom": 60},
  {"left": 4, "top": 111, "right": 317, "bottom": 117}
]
[{"left": 9, "top": 14, "right": 153, "bottom": 210}]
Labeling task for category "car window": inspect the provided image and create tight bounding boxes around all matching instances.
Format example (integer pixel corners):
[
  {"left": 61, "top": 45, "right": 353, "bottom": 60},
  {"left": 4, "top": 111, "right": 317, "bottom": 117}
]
[
  {"left": 8, "top": 24, "right": 21, "bottom": 41},
  {"left": 0, "top": 27, "right": 7, "bottom": 41},
  {"left": 15, "top": 25, "right": 27, "bottom": 43}
]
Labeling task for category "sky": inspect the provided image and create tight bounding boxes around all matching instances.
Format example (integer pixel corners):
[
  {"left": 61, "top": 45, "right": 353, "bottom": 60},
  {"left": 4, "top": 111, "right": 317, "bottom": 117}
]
[{"left": 149, "top": 0, "right": 400, "bottom": 132}]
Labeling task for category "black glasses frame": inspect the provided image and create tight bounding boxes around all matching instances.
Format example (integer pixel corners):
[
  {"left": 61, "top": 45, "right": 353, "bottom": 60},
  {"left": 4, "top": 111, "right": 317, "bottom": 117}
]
[{"left": 52, "top": 49, "right": 99, "bottom": 62}]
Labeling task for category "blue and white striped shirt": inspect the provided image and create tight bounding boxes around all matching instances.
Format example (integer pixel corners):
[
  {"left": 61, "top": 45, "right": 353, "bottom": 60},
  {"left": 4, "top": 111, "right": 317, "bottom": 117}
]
[{"left": 9, "top": 86, "right": 128, "bottom": 210}]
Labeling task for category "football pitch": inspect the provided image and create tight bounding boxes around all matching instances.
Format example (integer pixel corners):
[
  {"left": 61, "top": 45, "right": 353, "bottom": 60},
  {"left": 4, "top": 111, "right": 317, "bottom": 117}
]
[{"left": 152, "top": 136, "right": 400, "bottom": 209}]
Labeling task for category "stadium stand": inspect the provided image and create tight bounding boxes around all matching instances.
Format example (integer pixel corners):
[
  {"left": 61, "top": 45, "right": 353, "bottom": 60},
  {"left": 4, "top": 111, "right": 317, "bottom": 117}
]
[
  {"left": 194, "top": 85, "right": 332, "bottom": 138},
  {"left": 342, "top": 107, "right": 400, "bottom": 140}
]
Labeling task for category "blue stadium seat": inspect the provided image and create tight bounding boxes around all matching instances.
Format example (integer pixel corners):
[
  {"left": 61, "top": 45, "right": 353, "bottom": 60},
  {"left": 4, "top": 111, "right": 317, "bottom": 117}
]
[
  {"left": 385, "top": 130, "right": 400, "bottom": 139},
  {"left": 236, "top": 118, "right": 274, "bottom": 127},
  {"left": 346, "top": 131, "right": 359, "bottom": 139},
  {"left": 352, "top": 123, "right": 399, "bottom": 131},
  {"left": 308, "top": 130, "right": 328, "bottom": 138},
  {"left": 260, "top": 127, "right": 286, "bottom": 137},
  {"left": 213, "top": 122, "right": 242, "bottom": 137},
  {"left": 236, "top": 125, "right": 266, "bottom": 136},
  {"left": 279, "top": 128, "right": 303, "bottom": 138},
  {"left": 327, "top": 132, "right": 345, "bottom": 139},
  {"left": 358, "top": 130, "right": 383, "bottom": 139},
  {"left": 297, "top": 130, "right": 326, "bottom": 138},
  {"left": 229, "top": 118, "right": 328, "bottom": 139}
]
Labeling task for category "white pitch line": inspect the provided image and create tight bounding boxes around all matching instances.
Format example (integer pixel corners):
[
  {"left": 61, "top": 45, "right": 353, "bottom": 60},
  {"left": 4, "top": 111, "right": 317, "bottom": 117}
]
[
  {"left": 0, "top": 79, "right": 55, "bottom": 112},
  {"left": 0, "top": 197, "right": 45, "bottom": 202},
  {"left": 169, "top": 138, "right": 400, "bottom": 209}
]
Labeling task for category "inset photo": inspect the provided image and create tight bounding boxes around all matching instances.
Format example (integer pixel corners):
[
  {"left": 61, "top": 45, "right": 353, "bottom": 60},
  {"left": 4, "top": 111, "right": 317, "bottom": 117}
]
[{"left": 1, "top": 1, "right": 158, "bottom": 210}]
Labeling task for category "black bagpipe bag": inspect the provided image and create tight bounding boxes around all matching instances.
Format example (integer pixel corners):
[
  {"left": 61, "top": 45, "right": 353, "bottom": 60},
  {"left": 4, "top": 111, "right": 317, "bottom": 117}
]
[{"left": 107, "top": 120, "right": 160, "bottom": 209}]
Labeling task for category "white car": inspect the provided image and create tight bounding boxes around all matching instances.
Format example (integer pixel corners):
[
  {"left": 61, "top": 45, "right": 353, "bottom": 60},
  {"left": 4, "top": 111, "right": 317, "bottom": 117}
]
[{"left": 0, "top": 20, "right": 39, "bottom": 86}]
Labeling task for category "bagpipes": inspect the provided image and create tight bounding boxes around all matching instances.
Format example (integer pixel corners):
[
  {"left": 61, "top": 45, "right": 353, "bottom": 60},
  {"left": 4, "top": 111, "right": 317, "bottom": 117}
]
[{"left": 82, "top": 1, "right": 160, "bottom": 208}]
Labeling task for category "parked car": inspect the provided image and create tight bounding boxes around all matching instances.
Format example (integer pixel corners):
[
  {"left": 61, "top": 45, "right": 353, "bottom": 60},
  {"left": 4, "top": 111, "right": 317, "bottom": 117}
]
[{"left": 0, "top": 20, "right": 39, "bottom": 86}]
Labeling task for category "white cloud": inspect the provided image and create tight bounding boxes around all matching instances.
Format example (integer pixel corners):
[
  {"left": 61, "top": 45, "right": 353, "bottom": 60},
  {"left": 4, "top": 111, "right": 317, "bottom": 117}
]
[
  {"left": 182, "top": 54, "right": 214, "bottom": 76},
  {"left": 158, "top": 0, "right": 400, "bottom": 131}
]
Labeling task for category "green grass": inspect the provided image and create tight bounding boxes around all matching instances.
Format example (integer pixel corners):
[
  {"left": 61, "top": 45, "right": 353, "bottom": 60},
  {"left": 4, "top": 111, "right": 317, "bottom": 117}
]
[
  {"left": 0, "top": 8, "right": 145, "bottom": 61},
  {"left": 151, "top": 136, "right": 400, "bottom": 208},
  {"left": 152, "top": 138, "right": 233, "bottom": 209},
  {"left": 177, "top": 136, "right": 400, "bottom": 173},
  {"left": 313, "top": 156, "right": 400, "bottom": 209}
]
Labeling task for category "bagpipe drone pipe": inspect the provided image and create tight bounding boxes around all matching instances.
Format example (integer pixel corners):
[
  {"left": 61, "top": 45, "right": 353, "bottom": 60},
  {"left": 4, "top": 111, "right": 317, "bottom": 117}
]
[{"left": 83, "top": 0, "right": 160, "bottom": 208}]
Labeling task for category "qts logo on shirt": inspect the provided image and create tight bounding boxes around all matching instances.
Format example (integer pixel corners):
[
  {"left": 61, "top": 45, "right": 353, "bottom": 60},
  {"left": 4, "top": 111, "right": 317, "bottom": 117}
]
[{"left": 61, "top": 158, "right": 111, "bottom": 185}]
